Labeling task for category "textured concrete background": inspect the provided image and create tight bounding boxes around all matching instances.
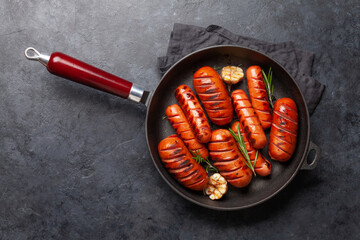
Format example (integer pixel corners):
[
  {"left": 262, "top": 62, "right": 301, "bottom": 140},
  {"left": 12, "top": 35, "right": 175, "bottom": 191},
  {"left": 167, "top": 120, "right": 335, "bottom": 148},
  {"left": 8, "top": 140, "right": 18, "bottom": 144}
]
[{"left": 0, "top": 0, "right": 359, "bottom": 239}]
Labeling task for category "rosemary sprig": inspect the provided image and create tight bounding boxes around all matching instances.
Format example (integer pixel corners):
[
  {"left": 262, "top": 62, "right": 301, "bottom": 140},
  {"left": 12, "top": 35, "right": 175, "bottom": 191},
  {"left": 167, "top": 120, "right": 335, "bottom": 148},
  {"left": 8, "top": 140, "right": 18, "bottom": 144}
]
[
  {"left": 228, "top": 125, "right": 258, "bottom": 176},
  {"left": 262, "top": 67, "right": 275, "bottom": 108},
  {"left": 162, "top": 116, "right": 167, "bottom": 120},
  {"left": 253, "top": 150, "right": 259, "bottom": 169},
  {"left": 190, "top": 149, "right": 218, "bottom": 173}
]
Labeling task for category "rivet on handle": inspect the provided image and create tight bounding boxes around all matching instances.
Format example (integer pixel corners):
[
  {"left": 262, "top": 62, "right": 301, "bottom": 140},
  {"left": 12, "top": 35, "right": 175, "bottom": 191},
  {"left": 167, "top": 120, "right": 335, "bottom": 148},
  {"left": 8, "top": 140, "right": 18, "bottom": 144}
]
[{"left": 24, "top": 47, "right": 50, "bottom": 67}]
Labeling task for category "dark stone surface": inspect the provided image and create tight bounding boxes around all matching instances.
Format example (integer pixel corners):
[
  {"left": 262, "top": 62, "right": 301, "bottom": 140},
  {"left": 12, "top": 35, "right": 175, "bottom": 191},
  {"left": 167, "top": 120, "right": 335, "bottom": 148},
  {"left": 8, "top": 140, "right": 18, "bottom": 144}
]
[{"left": 0, "top": 0, "right": 359, "bottom": 239}]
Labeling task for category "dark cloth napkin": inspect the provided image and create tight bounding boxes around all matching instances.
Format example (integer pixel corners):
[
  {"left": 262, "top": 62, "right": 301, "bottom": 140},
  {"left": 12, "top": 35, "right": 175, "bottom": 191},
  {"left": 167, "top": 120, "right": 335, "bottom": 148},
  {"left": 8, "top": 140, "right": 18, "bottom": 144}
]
[{"left": 158, "top": 23, "right": 325, "bottom": 115}]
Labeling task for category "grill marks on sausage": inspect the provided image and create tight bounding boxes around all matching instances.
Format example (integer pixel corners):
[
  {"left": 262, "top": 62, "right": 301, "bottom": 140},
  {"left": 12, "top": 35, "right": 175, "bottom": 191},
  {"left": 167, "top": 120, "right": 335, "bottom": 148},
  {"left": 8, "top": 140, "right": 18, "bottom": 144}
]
[
  {"left": 159, "top": 147, "right": 183, "bottom": 154},
  {"left": 250, "top": 76, "right": 263, "bottom": 82},
  {"left": 158, "top": 136, "right": 209, "bottom": 191},
  {"left": 273, "top": 110, "right": 298, "bottom": 124},
  {"left": 173, "top": 148, "right": 182, "bottom": 155},
  {"left": 178, "top": 159, "right": 190, "bottom": 168},
  {"left": 165, "top": 104, "right": 209, "bottom": 159},
  {"left": 272, "top": 123, "right": 297, "bottom": 136},
  {"left": 221, "top": 167, "right": 247, "bottom": 177},
  {"left": 230, "top": 121, "right": 271, "bottom": 176},
  {"left": 273, "top": 133, "right": 292, "bottom": 145},
  {"left": 209, "top": 136, "right": 231, "bottom": 143},
  {"left": 246, "top": 66, "right": 272, "bottom": 129},
  {"left": 185, "top": 93, "right": 194, "bottom": 100},
  {"left": 231, "top": 89, "right": 267, "bottom": 149},
  {"left": 176, "top": 167, "right": 197, "bottom": 179},
  {"left": 168, "top": 164, "right": 194, "bottom": 175},
  {"left": 198, "top": 92, "right": 222, "bottom": 100},
  {"left": 211, "top": 116, "right": 231, "bottom": 121},
  {"left": 210, "top": 101, "right": 221, "bottom": 107},
  {"left": 209, "top": 148, "right": 235, "bottom": 154},
  {"left": 196, "top": 83, "right": 226, "bottom": 104},
  {"left": 268, "top": 98, "right": 298, "bottom": 162},
  {"left": 175, "top": 85, "right": 211, "bottom": 143},
  {"left": 161, "top": 154, "right": 186, "bottom": 163},
  {"left": 252, "top": 87, "right": 267, "bottom": 91},
  {"left": 193, "top": 67, "right": 233, "bottom": 126},
  {"left": 209, "top": 129, "right": 253, "bottom": 188},
  {"left": 205, "top": 107, "right": 228, "bottom": 111},
  {"left": 203, "top": 87, "right": 218, "bottom": 94},
  {"left": 270, "top": 142, "right": 291, "bottom": 156},
  {"left": 258, "top": 109, "right": 271, "bottom": 113},
  {"left": 280, "top": 103, "right": 298, "bottom": 116},
  {"left": 187, "top": 178, "right": 207, "bottom": 189}
]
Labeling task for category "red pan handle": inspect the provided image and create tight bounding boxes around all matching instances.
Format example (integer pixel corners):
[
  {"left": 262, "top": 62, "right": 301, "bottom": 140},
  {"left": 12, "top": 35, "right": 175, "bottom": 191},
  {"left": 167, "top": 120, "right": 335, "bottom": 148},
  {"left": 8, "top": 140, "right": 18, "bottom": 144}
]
[{"left": 24, "top": 47, "right": 149, "bottom": 104}]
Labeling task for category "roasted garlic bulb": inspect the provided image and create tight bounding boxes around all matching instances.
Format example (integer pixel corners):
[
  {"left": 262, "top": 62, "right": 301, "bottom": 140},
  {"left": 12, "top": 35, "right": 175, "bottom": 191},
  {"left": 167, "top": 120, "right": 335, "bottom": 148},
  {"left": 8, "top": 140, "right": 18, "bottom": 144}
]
[
  {"left": 221, "top": 66, "right": 244, "bottom": 85},
  {"left": 205, "top": 173, "right": 228, "bottom": 200}
]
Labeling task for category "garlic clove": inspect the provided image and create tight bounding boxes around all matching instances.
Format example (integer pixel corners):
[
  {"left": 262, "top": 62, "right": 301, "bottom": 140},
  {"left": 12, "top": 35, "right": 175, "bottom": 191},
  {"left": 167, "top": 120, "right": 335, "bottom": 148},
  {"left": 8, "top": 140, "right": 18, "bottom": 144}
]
[
  {"left": 205, "top": 173, "right": 228, "bottom": 200},
  {"left": 221, "top": 66, "right": 244, "bottom": 85}
]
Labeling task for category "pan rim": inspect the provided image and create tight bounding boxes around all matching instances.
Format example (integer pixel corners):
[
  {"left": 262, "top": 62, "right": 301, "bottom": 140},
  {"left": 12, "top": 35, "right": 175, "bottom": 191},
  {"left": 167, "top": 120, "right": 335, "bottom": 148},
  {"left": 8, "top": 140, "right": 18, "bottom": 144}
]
[{"left": 145, "top": 45, "right": 310, "bottom": 211}]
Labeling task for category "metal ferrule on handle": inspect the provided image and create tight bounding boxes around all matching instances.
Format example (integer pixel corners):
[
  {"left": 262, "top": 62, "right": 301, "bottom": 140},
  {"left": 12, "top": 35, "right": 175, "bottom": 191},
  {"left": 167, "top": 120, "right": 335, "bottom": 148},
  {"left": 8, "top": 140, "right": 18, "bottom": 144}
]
[
  {"left": 24, "top": 47, "right": 148, "bottom": 104},
  {"left": 128, "top": 84, "right": 145, "bottom": 102}
]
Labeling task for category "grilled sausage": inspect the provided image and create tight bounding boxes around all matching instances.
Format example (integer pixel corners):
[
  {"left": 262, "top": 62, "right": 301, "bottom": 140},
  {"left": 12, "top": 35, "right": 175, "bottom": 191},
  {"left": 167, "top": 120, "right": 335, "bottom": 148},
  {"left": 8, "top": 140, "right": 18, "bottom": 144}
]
[
  {"left": 246, "top": 66, "right": 272, "bottom": 129},
  {"left": 231, "top": 121, "right": 271, "bottom": 176},
  {"left": 158, "top": 135, "right": 209, "bottom": 191},
  {"left": 193, "top": 66, "right": 233, "bottom": 126},
  {"left": 208, "top": 129, "right": 253, "bottom": 188},
  {"left": 166, "top": 104, "right": 209, "bottom": 159},
  {"left": 231, "top": 89, "right": 267, "bottom": 149},
  {"left": 268, "top": 98, "right": 298, "bottom": 162},
  {"left": 175, "top": 85, "right": 212, "bottom": 143}
]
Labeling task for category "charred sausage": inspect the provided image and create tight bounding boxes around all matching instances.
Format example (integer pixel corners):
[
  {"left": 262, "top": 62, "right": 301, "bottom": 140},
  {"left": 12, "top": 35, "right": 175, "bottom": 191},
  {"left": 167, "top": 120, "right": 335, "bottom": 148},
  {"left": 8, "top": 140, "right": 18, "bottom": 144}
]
[
  {"left": 231, "top": 121, "right": 271, "bottom": 176},
  {"left": 231, "top": 89, "right": 267, "bottom": 149},
  {"left": 246, "top": 66, "right": 272, "bottom": 129},
  {"left": 166, "top": 104, "right": 209, "bottom": 159},
  {"left": 175, "top": 85, "right": 212, "bottom": 143},
  {"left": 268, "top": 98, "right": 298, "bottom": 162},
  {"left": 193, "top": 66, "right": 233, "bottom": 126},
  {"left": 158, "top": 135, "right": 209, "bottom": 191},
  {"left": 208, "top": 129, "right": 253, "bottom": 188}
]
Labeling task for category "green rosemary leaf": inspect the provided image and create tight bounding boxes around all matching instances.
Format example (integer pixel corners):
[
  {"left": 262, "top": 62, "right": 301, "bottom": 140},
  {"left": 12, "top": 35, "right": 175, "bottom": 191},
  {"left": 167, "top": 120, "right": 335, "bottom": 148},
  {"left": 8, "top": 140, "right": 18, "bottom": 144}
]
[
  {"left": 228, "top": 127, "right": 256, "bottom": 176},
  {"left": 190, "top": 148, "right": 218, "bottom": 173},
  {"left": 262, "top": 67, "right": 274, "bottom": 108},
  {"left": 253, "top": 150, "right": 259, "bottom": 168}
]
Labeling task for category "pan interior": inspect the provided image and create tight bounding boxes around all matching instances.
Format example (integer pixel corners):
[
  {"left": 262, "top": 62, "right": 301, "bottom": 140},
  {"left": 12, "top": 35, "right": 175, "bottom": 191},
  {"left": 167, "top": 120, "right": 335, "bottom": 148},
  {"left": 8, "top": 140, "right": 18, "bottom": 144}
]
[{"left": 146, "top": 46, "right": 309, "bottom": 210}]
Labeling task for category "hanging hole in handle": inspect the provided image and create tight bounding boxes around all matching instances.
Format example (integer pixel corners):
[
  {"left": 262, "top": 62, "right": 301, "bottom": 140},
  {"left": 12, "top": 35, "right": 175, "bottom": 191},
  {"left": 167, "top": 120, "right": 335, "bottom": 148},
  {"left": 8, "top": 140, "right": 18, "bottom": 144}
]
[
  {"left": 307, "top": 149, "right": 316, "bottom": 165},
  {"left": 301, "top": 141, "right": 321, "bottom": 170},
  {"left": 24, "top": 47, "right": 41, "bottom": 60}
]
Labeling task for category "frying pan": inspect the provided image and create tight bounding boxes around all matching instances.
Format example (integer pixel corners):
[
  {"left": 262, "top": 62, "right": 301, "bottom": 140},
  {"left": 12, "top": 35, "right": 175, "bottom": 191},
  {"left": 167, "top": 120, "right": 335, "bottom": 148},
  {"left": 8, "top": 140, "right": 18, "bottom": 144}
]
[{"left": 24, "top": 45, "right": 320, "bottom": 210}]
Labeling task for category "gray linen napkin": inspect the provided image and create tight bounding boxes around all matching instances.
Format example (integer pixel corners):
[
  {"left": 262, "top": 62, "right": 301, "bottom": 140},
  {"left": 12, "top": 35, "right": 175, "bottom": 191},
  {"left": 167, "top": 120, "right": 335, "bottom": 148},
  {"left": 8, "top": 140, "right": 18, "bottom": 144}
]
[{"left": 158, "top": 23, "right": 325, "bottom": 115}]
